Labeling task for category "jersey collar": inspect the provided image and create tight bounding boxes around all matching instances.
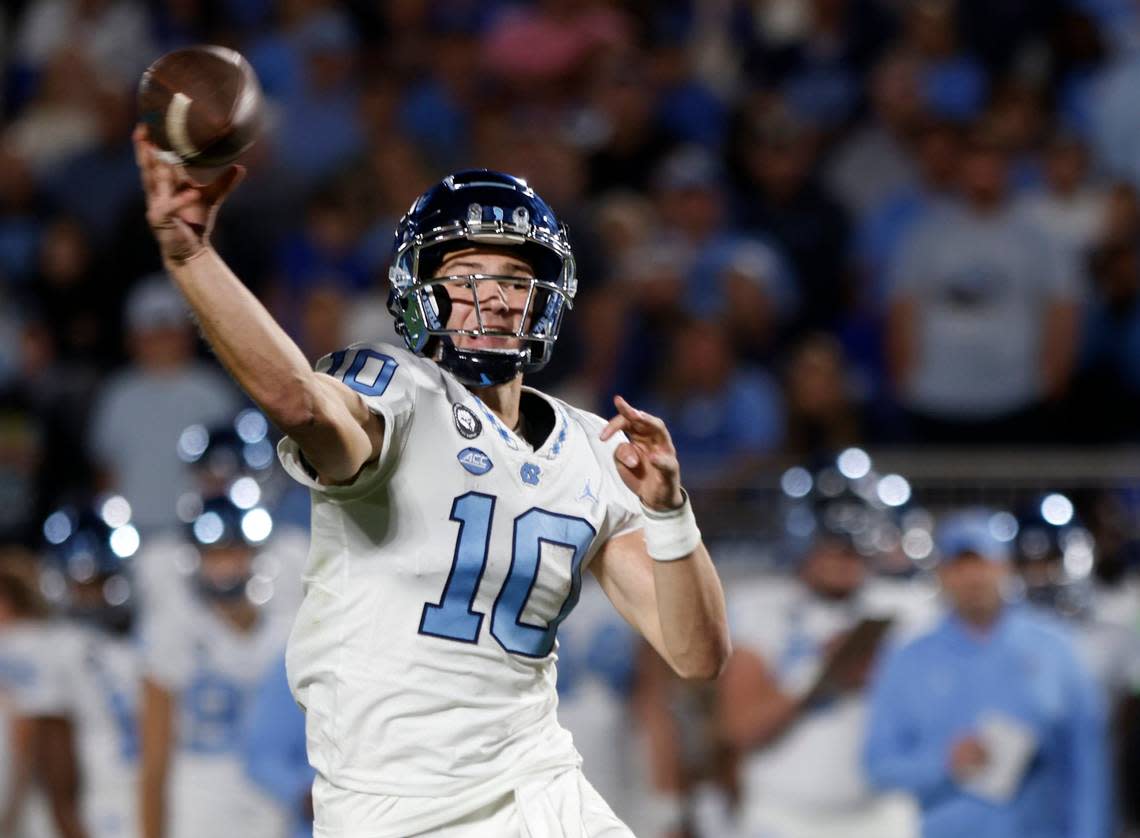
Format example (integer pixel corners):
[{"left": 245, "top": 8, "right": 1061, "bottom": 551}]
[{"left": 469, "top": 387, "right": 570, "bottom": 461}]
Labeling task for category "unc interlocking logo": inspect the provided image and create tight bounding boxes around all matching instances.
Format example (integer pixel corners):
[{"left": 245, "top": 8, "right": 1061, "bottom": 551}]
[{"left": 520, "top": 463, "right": 541, "bottom": 486}]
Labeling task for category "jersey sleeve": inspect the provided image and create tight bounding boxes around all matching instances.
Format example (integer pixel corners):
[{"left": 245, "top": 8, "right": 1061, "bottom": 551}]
[
  {"left": 277, "top": 342, "right": 420, "bottom": 499},
  {"left": 600, "top": 430, "right": 647, "bottom": 540},
  {"left": 573, "top": 410, "right": 646, "bottom": 543}
]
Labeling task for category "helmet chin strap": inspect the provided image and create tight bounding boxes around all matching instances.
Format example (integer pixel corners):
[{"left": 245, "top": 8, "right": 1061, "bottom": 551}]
[{"left": 438, "top": 339, "right": 526, "bottom": 387}]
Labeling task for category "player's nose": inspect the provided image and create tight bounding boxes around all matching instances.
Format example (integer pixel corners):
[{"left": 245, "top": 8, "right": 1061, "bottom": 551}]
[{"left": 477, "top": 281, "right": 511, "bottom": 313}]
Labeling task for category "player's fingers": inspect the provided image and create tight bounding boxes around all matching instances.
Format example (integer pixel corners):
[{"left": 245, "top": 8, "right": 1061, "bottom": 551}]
[
  {"left": 168, "top": 188, "right": 201, "bottom": 213},
  {"left": 614, "top": 441, "right": 641, "bottom": 470},
  {"left": 614, "top": 397, "right": 670, "bottom": 446},
  {"left": 614, "top": 395, "right": 666, "bottom": 433},
  {"left": 139, "top": 161, "right": 156, "bottom": 197},
  {"left": 152, "top": 154, "right": 175, "bottom": 199},
  {"left": 644, "top": 410, "right": 667, "bottom": 431},
  {"left": 613, "top": 395, "right": 642, "bottom": 423},
  {"left": 132, "top": 126, "right": 149, "bottom": 167},
  {"left": 135, "top": 138, "right": 159, "bottom": 195},
  {"left": 612, "top": 396, "right": 654, "bottom": 439},
  {"left": 648, "top": 450, "right": 679, "bottom": 474},
  {"left": 208, "top": 164, "right": 246, "bottom": 203},
  {"left": 599, "top": 413, "right": 630, "bottom": 441}
]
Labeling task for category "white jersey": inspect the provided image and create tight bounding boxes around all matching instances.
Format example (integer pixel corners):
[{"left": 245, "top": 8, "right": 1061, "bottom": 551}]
[
  {"left": 0, "top": 621, "right": 58, "bottom": 838},
  {"left": 728, "top": 576, "right": 927, "bottom": 833},
  {"left": 278, "top": 342, "right": 644, "bottom": 826},
  {"left": 141, "top": 596, "right": 291, "bottom": 838},
  {"left": 135, "top": 528, "right": 309, "bottom": 623},
  {"left": 27, "top": 621, "right": 141, "bottom": 838}
]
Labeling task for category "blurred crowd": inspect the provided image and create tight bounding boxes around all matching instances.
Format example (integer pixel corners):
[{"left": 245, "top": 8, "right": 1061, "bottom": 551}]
[
  {"left": 2, "top": 0, "right": 1140, "bottom": 837},
  {"left": 6, "top": 0, "right": 1140, "bottom": 542}
]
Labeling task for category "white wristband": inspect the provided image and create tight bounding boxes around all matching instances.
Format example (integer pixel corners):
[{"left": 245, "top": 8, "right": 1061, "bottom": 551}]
[{"left": 641, "top": 490, "right": 701, "bottom": 561}]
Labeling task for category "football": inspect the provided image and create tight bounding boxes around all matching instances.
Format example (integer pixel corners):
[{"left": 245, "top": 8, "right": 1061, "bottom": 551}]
[{"left": 137, "top": 45, "right": 264, "bottom": 168}]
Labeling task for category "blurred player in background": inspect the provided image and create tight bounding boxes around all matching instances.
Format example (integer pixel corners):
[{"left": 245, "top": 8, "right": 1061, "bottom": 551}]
[
  {"left": 552, "top": 575, "right": 649, "bottom": 832},
  {"left": 0, "top": 560, "right": 58, "bottom": 838},
  {"left": 244, "top": 654, "right": 315, "bottom": 838},
  {"left": 134, "top": 127, "right": 730, "bottom": 836},
  {"left": 133, "top": 409, "right": 307, "bottom": 620},
  {"left": 717, "top": 498, "right": 921, "bottom": 838},
  {"left": 139, "top": 495, "right": 291, "bottom": 838},
  {"left": 865, "top": 509, "right": 1110, "bottom": 838},
  {"left": 1012, "top": 495, "right": 1140, "bottom": 837},
  {"left": 29, "top": 500, "right": 144, "bottom": 838},
  {"left": 176, "top": 408, "right": 312, "bottom": 536},
  {"left": 1013, "top": 495, "right": 1140, "bottom": 703}
]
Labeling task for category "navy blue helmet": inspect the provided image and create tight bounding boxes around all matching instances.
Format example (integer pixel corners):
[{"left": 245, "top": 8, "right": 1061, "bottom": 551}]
[
  {"left": 186, "top": 494, "right": 273, "bottom": 552},
  {"left": 185, "top": 494, "right": 273, "bottom": 601},
  {"left": 387, "top": 169, "right": 577, "bottom": 386},
  {"left": 41, "top": 497, "right": 139, "bottom": 631},
  {"left": 177, "top": 408, "right": 276, "bottom": 481},
  {"left": 778, "top": 449, "right": 914, "bottom": 570},
  {"left": 1014, "top": 492, "right": 1096, "bottom": 617}
]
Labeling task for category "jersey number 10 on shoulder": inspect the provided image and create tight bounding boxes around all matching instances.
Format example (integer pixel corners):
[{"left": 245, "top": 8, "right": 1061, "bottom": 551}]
[{"left": 419, "top": 493, "right": 596, "bottom": 658}]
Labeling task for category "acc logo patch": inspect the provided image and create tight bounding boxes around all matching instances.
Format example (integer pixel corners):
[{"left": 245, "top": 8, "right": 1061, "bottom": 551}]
[
  {"left": 457, "top": 447, "right": 493, "bottom": 476},
  {"left": 453, "top": 404, "right": 482, "bottom": 439},
  {"left": 520, "top": 463, "right": 541, "bottom": 485}
]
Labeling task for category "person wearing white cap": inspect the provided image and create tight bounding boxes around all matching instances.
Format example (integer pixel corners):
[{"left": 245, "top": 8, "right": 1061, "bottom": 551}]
[
  {"left": 864, "top": 509, "right": 1111, "bottom": 838},
  {"left": 87, "top": 276, "right": 239, "bottom": 533}
]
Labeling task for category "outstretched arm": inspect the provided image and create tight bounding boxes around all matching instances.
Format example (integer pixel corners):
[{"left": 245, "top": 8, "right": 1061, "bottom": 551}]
[
  {"left": 591, "top": 396, "right": 731, "bottom": 680},
  {"left": 133, "top": 127, "right": 381, "bottom": 484}
]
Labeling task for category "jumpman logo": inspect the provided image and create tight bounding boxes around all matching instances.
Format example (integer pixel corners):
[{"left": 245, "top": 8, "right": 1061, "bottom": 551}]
[{"left": 578, "top": 479, "right": 599, "bottom": 505}]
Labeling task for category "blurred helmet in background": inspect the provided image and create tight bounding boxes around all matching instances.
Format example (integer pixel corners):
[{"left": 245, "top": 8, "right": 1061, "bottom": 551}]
[
  {"left": 41, "top": 496, "right": 139, "bottom": 633},
  {"left": 177, "top": 408, "right": 282, "bottom": 510},
  {"left": 1014, "top": 492, "right": 1096, "bottom": 618},
  {"left": 779, "top": 447, "right": 918, "bottom": 576},
  {"left": 183, "top": 493, "right": 276, "bottom": 605}
]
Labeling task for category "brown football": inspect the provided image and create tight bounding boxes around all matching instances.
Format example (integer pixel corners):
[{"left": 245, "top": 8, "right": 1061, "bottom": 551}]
[{"left": 138, "top": 45, "right": 264, "bottom": 168}]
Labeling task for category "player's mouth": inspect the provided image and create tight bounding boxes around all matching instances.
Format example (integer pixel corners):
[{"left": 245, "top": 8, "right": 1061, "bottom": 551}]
[{"left": 457, "top": 333, "right": 523, "bottom": 351}]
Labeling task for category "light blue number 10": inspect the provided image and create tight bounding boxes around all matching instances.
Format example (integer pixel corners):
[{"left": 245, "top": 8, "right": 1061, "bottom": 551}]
[{"left": 419, "top": 493, "right": 596, "bottom": 658}]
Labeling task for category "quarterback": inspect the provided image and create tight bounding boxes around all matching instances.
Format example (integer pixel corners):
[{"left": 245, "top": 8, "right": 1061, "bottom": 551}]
[{"left": 134, "top": 127, "right": 730, "bottom": 836}]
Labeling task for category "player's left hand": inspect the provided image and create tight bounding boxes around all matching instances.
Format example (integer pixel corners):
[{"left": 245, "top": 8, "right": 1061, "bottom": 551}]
[{"left": 600, "top": 395, "right": 684, "bottom": 512}]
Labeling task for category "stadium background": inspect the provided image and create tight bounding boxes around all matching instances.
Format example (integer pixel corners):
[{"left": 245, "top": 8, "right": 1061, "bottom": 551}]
[{"left": 2, "top": 0, "right": 1140, "bottom": 836}]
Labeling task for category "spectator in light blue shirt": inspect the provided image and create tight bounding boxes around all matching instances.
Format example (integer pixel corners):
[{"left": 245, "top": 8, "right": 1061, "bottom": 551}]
[
  {"left": 244, "top": 656, "right": 314, "bottom": 838},
  {"left": 864, "top": 510, "right": 1111, "bottom": 838}
]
